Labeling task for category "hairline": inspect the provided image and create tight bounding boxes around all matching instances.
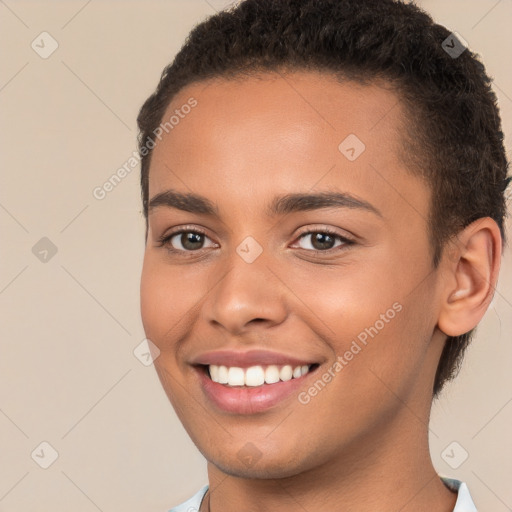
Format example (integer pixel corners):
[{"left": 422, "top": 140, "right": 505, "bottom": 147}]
[{"left": 142, "top": 67, "right": 441, "bottom": 266}]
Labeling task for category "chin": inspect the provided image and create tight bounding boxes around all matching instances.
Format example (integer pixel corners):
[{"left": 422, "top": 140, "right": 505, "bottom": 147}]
[
  {"left": 204, "top": 443, "right": 320, "bottom": 480},
  {"left": 211, "top": 458, "right": 306, "bottom": 480}
]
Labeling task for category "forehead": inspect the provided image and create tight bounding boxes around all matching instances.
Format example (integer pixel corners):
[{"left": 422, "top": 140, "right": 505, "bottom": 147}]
[{"left": 148, "top": 71, "right": 426, "bottom": 222}]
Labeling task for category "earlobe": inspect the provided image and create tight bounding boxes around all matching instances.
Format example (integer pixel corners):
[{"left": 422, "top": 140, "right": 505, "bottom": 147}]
[{"left": 437, "top": 218, "right": 502, "bottom": 337}]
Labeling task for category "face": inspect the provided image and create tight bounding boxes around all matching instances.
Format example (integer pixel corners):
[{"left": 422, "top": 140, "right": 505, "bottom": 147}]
[{"left": 140, "top": 71, "right": 446, "bottom": 479}]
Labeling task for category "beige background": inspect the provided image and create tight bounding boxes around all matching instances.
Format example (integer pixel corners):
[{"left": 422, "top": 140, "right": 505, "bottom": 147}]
[{"left": 0, "top": 1, "right": 510, "bottom": 510}]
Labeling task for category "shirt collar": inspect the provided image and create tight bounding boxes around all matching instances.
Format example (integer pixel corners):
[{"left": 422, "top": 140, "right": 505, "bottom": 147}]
[
  {"left": 440, "top": 476, "right": 478, "bottom": 512},
  {"left": 173, "top": 477, "right": 478, "bottom": 512}
]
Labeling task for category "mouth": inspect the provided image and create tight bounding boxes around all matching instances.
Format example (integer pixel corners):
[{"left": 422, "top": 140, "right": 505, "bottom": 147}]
[
  {"left": 202, "top": 363, "right": 321, "bottom": 387},
  {"left": 193, "top": 362, "right": 321, "bottom": 414}
]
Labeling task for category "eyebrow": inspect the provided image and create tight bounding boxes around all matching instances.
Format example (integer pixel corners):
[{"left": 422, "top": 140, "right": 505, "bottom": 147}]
[{"left": 148, "top": 189, "right": 382, "bottom": 218}]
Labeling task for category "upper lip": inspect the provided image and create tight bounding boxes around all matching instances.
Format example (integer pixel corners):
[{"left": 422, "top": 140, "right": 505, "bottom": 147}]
[{"left": 190, "top": 349, "right": 320, "bottom": 368}]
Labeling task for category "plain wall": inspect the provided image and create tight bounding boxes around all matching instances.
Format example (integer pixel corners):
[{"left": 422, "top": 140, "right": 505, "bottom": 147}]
[{"left": 0, "top": 1, "right": 510, "bottom": 510}]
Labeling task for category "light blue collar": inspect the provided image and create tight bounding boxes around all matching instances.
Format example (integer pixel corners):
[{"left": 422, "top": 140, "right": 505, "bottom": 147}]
[{"left": 169, "top": 476, "right": 477, "bottom": 511}]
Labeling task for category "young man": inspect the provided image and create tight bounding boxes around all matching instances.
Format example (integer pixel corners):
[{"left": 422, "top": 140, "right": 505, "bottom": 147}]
[{"left": 137, "top": 0, "right": 509, "bottom": 510}]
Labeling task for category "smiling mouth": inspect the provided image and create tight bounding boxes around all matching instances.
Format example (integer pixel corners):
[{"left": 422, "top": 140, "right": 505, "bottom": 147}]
[{"left": 199, "top": 363, "right": 320, "bottom": 387}]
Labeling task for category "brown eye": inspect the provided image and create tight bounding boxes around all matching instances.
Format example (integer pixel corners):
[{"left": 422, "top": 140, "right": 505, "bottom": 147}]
[
  {"left": 296, "top": 230, "right": 352, "bottom": 252},
  {"left": 158, "top": 228, "right": 217, "bottom": 254},
  {"left": 307, "top": 232, "right": 337, "bottom": 250},
  {"left": 173, "top": 231, "right": 205, "bottom": 251}
]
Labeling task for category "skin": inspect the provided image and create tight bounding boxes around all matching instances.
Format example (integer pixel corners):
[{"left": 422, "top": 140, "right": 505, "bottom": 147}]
[{"left": 140, "top": 71, "right": 501, "bottom": 511}]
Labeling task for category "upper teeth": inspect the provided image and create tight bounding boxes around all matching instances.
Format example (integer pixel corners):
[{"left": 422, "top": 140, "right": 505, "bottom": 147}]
[{"left": 208, "top": 364, "right": 311, "bottom": 387}]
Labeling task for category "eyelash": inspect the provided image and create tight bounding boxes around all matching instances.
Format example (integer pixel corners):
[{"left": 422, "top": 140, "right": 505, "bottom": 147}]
[{"left": 156, "top": 226, "right": 355, "bottom": 257}]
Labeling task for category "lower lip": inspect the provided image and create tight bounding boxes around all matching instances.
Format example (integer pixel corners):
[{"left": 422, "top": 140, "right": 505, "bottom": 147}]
[{"left": 195, "top": 366, "right": 318, "bottom": 414}]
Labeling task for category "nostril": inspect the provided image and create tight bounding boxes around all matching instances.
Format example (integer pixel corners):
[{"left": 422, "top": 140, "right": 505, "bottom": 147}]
[{"left": 249, "top": 318, "right": 266, "bottom": 325}]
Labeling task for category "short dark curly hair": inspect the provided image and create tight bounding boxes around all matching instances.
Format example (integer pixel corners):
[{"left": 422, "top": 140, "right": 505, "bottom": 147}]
[{"left": 137, "top": 0, "right": 510, "bottom": 398}]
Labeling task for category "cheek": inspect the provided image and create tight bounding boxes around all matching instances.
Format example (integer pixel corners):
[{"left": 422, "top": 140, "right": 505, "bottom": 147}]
[
  {"left": 140, "top": 253, "right": 198, "bottom": 348},
  {"left": 288, "top": 259, "right": 403, "bottom": 339},
  {"left": 140, "top": 257, "right": 166, "bottom": 341},
  {"left": 287, "top": 254, "right": 435, "bottom": 385}
]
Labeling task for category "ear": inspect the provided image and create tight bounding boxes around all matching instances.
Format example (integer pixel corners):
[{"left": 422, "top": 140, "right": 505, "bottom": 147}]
[{"left": 437, "top": 217, "right": 502, "bottom": 337}]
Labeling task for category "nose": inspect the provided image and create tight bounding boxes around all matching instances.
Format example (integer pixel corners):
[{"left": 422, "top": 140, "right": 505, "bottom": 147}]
[{"left": 202, "top": 249, "right": 288, "bottom": 336}]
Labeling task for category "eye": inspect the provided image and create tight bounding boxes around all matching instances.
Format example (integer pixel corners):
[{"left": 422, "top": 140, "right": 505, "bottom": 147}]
[
  {"left": 156, "top": 226, "right": 355, "bottom": 256},
  {"left": 157, "top": 227, "right": 217, "bottom": 253},
  {"left": 293, "top": 228, "right": 354, "bottom": 253}
]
